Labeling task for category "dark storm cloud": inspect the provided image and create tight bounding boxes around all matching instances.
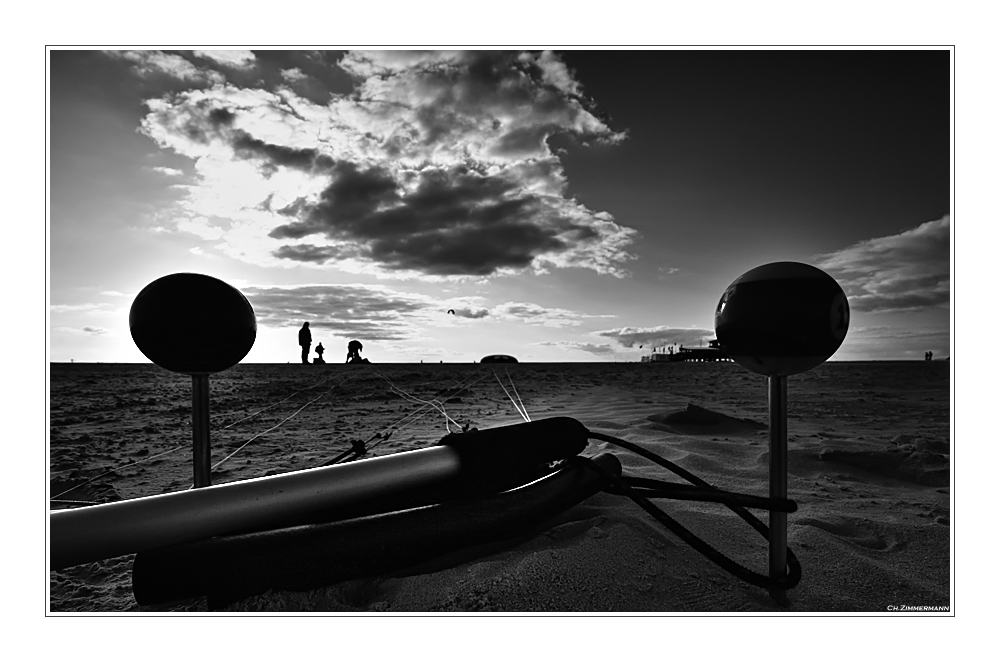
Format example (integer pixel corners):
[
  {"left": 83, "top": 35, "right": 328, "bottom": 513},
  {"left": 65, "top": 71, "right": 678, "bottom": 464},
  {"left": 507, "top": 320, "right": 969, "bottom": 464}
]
[
  {"left": 270, "top": 244, "right": 358, "bottom": 263},
  {"left": 815, "top": 215, "right": 950, "bottom": 313},
  {"left": 242, "top": 284, "right": 432, "bottom": 341},
  {"left": 247, "top": 50, "right": 355, "bottom": 104},
  {"left": 216, "top": 120, "right": 575, "bottom": 272},
  {"left": 268, "top": 162, "right": 592, "bottom": 275},
  {"left": 146, "top": 100, "right": 336, "bottom": 177},
  {"left": 596, "top": 326, "right": 716, "bottom": 348},
  {"left": 230, "top": 131, "right": 337, "bottom": 176},
  {"left": 135, "top": 50, "right": 637, "bottom": 278}
]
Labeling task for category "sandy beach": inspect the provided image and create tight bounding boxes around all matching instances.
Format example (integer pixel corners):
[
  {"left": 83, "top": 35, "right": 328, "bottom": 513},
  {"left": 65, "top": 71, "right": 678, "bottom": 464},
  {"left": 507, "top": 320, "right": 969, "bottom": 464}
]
[{"left": 47, "top": 360, "right": 951, "bottom": 613}]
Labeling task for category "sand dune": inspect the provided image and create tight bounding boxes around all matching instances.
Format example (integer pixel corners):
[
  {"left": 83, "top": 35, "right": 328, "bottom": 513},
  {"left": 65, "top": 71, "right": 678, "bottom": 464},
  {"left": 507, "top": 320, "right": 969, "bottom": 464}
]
[{"left": 48, "top": 361, "right": 951, "bottom": 612}]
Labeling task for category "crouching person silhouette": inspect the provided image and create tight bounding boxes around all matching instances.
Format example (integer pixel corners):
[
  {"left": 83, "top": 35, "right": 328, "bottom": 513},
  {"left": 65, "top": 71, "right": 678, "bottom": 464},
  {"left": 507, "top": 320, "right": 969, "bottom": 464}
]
[{"left": 346, "top": 340, "right": 370, "bottom": 364}]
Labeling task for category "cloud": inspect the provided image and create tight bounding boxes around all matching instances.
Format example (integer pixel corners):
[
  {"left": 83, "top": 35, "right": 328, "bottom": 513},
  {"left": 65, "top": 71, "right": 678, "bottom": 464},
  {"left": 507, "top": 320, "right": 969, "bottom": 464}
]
[
  {"left": 53, "top": 325, "right": 109, "bottom": 335},
  {"left": 151, "top": 166, "right": 184, "bottom": 176},
  {"left": 239, "top": 283, "right": 609, "bottom": 341},
  {"left": 49, "top": 303, "right": 111, "bottom": 313},
  {"left": 815, "top": 215, "right": 950, "bottom": 313},
  {"left": 491, "top": 301, "right": 614, "bottom": 327},
  {"left": 176, "top": 217, "right": 225, "bottom": 240},
  {"left": 104, "top": 50, "right": 224, "bottom": 85},
  {"left": 849, "top": 325, "right": 950, "bottom": 344},
  {"left": 242, "top": 283, "right": 437, "bottom": 341},
  {"left": 193, "top": 50, "right": 256, "bottom": 69},
  {"left": 445, "top": 306, "right": 490, "bottom": 319},
  {"left": 280, "top": 68, "right": 308, "bottom": 82},
  {"left": 135, "top": 50, "right": 637, "bottom": 279},
  {"left": 595, "top": 326, "right": 716, "bottom": 349},
  {"left": 837, "top": 324, "right": 950, "bottom": 360},
  {"left": 536, "top": 340, "right": 617, "bottom": 356}
]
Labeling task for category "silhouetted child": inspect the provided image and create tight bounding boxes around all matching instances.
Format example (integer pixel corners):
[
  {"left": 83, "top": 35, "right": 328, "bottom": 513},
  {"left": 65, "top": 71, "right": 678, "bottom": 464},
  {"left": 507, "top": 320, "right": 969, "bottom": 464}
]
[{"left": 314, "top": 342, "right": 326, "bottom": 364}]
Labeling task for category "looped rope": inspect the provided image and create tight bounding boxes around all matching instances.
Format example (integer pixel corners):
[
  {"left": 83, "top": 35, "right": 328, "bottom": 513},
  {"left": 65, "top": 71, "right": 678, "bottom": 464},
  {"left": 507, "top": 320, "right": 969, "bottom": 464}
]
[{"left": 583, "top": 431, "right": 802, "bottom": 591}]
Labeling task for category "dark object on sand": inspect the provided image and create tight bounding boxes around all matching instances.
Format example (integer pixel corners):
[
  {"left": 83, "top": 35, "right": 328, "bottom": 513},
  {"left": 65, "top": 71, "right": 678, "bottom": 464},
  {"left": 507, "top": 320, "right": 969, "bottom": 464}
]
[
  {"left": 714, "top": 261, "right": 848, "bottom": 604},
  {"left": 52, "top": 417, "right": 589, "bottom": 571},
  {"left": 480, "top": 354, "right": 518, "bottom": 363},
  {"left": 129, "top": 273, "right": 257, "bottom": 375},
  {"left": 132, "top": 453, "right": 621, "bottom": 607},
  {"left": 129, "top": 272, "right": 257, "bottom": 488},
  {"left": 131, "top": 415, "right": 802, "bottom": 607}
]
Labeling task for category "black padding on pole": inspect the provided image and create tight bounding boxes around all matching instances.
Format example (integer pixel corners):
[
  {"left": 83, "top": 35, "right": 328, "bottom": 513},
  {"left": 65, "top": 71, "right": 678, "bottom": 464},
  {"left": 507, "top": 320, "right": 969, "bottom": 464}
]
[{"left": 438, "top": 416, "right": 589, "bottom": 490}]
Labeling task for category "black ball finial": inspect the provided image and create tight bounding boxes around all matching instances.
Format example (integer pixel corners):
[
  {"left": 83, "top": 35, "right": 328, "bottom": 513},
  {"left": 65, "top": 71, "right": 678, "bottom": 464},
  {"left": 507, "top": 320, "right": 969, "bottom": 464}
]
[
  {"left": 715, "top": 262, "right": 849, "bottom": 376},
  {"left": 129, "top": 273, "right": 256, "bottom": 374}
]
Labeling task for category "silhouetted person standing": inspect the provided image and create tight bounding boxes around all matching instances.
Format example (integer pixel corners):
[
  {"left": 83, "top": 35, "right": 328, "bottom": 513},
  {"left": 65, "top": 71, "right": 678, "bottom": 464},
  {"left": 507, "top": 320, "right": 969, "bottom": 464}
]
[{"left": 299, "top": 322, "right": 311, "bottom": 364}]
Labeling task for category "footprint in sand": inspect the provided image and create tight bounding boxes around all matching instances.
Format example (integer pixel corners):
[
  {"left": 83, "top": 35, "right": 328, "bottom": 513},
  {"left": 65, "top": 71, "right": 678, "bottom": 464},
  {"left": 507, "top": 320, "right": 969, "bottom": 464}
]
[
  {"left": 796, "top": 516, "right": 901, "bottom": 551},
  {"left": 818, "top": 448, "right": 949, "bottom": 487}
]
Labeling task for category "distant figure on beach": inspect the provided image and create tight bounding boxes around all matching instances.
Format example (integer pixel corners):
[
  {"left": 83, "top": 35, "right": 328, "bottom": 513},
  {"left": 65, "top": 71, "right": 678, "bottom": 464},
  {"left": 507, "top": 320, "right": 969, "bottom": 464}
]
[
  {"left": 298, "top": 322, "right": 311, "bottom": 364},
  {"left": 925, "top": 351, "right": 933, "bottom": 361},
  {"left": 314, "top": 342, "right": 326, "bottom": 364},
  {"left": 346, "top": 339, "right": 370, "bottom": 364}
]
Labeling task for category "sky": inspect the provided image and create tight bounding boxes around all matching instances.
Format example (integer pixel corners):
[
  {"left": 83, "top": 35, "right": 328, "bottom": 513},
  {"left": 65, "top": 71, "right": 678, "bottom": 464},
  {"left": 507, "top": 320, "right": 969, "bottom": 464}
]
[{"left": 48, "top": 48, "right": 952, "bottom": 364}]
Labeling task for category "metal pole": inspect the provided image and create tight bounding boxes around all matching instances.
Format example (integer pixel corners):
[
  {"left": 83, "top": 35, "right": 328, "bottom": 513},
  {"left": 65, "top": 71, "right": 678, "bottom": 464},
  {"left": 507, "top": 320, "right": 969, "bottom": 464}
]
[
  {"left": 768, "top": 374, "right": 788, "bottom": 605},
  {"left": 50, "top": 445, "right": 464, "bottom": 569},
  {"left": 191, "top": 374, "right": 211, "bottom": 488}
]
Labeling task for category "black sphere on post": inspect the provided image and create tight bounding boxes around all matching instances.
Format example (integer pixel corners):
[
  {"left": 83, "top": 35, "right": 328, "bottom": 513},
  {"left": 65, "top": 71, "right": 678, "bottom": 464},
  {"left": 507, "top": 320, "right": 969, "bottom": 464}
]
[
  {"left": 130, "top": 273, "right": 257, "bottom": 487},
  {"left": 714, "top": 261, "right": 849, "bottom": 377},
  {"left": 130, "top": 273, "right": 257, "bottom": 375},
  {"left": 714, "top": 261, "right": 849, "bottom": 605}
]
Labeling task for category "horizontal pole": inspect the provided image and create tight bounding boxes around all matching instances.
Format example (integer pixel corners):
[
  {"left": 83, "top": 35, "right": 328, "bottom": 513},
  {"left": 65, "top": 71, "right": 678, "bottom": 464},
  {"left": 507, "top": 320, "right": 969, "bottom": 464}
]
[{"left": 50, "top": 446, "right": 461, "bottom": 570}]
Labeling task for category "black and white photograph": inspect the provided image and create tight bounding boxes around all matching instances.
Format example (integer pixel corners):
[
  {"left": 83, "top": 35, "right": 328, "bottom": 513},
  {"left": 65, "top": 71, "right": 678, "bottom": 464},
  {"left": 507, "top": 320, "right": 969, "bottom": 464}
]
[{"left": 47, "top": 47, "right": 953, "bottom": 616}]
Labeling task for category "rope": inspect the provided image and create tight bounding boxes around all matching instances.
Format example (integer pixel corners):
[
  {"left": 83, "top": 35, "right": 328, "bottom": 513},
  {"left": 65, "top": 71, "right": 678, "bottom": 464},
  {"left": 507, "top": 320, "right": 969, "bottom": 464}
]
[
  {"left": 54, "top": 364, "right": 802, "bottom": 594},
  {"left": 50, "top": 445, "right": 186, "bottom": 500},
  {"left": 493, "top": 369, "right": 529, "bottom": 422},
  {"left": 341, "top": 371, "right": 488, "bottom": 459},
  {"left": 220, "top": 372, "right": 340, "bottom": 430},
  {"left": 584, "top": 431, "right": 802, "bottom": 591},
  {"left": 377, "top": 373, "right": 463, "bottom": 433},
  {"left": 208, "top": 374, "right": 355, "bottom": 475},
  {"left": 505, "top": 367, "right": 529, "bottom": 422}
]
